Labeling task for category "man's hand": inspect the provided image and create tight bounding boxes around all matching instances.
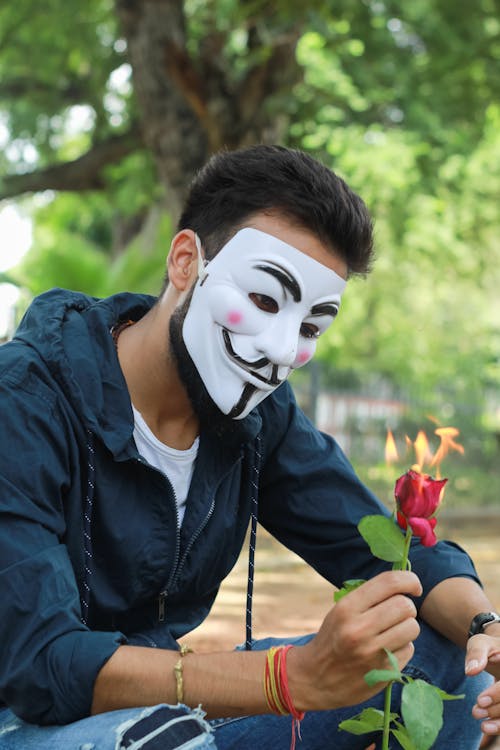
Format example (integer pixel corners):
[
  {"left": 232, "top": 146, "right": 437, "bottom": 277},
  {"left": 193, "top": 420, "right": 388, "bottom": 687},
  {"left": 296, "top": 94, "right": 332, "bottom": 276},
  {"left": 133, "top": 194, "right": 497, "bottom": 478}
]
[
  {"left": 287, "top": 570, "right": 422, "bottom": 711},
  {"left": 468, "top": 633, "right": 500, "bottom": 736},
  {"left": 93, "top": 570, "right": 422, "bottom": 719}
]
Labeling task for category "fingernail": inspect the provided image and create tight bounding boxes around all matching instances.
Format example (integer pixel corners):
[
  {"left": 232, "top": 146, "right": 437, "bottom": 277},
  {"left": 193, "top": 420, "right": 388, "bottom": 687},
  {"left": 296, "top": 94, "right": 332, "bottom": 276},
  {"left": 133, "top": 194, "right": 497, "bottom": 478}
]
[
  {"left": 475, "top": 708, "right": 490, "bottom": 718},
  {"left": 482, "top": 721, "right": 498, "bottom": 734},
  {"left": 479, "top": 695, "right": 493, "bottom": 708},
  {"left": 466, "top": 659, "right": 479, "bottom": 673}
]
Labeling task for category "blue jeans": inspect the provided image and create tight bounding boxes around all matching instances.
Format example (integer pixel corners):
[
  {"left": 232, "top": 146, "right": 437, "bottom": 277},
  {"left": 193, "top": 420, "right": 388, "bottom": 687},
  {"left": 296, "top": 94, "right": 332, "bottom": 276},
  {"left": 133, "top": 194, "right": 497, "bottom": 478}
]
[{"left": 0, "top": 623, "right": 490, "bottom": 750}]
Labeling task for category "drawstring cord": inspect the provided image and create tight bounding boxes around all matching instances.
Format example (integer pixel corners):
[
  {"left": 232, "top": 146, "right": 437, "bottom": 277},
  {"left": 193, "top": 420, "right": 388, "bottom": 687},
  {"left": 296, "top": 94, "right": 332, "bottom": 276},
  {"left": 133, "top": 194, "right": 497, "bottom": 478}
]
[
  {"left": 80, "top": 428, "right": 262, "bottom": 640},
  {"left": 80, "top": 429, "right": 96, "bottom": 626},
  {"left": 245, "top": 434, "right": 262, "bottom": 650}
]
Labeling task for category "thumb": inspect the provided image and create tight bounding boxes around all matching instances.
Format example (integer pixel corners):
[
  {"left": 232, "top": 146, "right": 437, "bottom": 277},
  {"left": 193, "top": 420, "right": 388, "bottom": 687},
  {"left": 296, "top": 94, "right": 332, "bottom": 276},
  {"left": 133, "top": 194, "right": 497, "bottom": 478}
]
[{"left": 465, "top": 635, "right": 490, "bottom": 675}]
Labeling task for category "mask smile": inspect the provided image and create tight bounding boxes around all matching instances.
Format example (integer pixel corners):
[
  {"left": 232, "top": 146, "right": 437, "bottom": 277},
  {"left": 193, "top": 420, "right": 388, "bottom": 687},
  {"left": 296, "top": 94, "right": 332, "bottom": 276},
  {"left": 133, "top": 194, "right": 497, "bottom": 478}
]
[{"left": 221, "top": 329, "right": 284, "bottom": 388}]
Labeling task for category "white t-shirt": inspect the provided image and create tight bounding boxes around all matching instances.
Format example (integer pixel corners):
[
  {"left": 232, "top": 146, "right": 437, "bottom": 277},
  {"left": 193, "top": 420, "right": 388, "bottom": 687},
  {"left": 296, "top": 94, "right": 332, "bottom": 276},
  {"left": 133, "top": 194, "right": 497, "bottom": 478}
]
[{"left": 132, "top": 406, "right": 199, "bottom": 526}]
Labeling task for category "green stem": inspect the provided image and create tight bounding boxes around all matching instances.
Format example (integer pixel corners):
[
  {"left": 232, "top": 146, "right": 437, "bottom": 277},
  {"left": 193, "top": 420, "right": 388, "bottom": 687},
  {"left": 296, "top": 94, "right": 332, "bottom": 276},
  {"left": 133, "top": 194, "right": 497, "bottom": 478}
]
[
  {"left": 382, "top": 681, "right": 393, "bottom": 750},
  {"left": 401, "top": 526, "right": 412, "bottom": 571}
]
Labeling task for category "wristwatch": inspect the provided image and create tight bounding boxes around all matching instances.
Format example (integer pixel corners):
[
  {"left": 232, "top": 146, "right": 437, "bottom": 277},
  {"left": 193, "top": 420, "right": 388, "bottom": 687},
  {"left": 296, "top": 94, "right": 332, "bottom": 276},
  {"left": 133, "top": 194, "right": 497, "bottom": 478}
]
[{"left": 468, "top": 612, "right": 500, "bottom": 637}]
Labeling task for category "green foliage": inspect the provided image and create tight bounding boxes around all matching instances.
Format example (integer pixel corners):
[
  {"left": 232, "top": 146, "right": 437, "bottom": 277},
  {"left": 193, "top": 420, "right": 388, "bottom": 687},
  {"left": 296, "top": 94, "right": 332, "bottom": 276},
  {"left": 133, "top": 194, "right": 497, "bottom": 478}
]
[
  {"left": 0, "top": 0, "right": 124, "bottom": 168},
  {"left": 7, "top": 194, "right": 172, "bottom": 297},
  {"left": 1, "top": 0, "right": 499, "bottom": 439},
  {"left": 340, "top": 653, "right": 464, "bottom": 749}
]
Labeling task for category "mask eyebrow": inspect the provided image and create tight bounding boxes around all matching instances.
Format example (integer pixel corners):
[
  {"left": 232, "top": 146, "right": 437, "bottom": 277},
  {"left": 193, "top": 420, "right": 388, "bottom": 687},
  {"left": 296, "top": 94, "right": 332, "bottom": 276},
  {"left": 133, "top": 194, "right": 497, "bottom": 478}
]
[
  {"left": 310, "top": 302, "right": 339, "bottom": 317},
  {"left": 253, "top": 263, "right": 301, "bottom": 302}
]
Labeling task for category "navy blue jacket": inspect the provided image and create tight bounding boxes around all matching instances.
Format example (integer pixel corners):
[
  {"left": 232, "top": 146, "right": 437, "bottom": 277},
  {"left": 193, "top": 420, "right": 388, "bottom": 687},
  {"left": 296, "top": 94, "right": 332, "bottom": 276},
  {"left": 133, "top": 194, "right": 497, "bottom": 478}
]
[{"left": 0, "top": 289, "right": 479, "bottom": 725}]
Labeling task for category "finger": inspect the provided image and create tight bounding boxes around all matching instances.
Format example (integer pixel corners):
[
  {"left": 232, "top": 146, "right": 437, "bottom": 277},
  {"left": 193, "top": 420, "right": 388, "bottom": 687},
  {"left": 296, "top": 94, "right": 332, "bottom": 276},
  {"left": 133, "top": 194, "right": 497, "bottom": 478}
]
[
  {"left": 376, "top": 617, "right": 420, "bottom": 656},
  {"left": 474, "top": 680, "right": 500, "bottom": 715},
  {"left": 367, "top": 593, "right": 418, "bottom": 634},
  {"left": 347, "top": 570, "right": 422, "bottom": 612},
  {"left": 386, "top": 641, "right": 415, "bottom": 672},
  {"left": 480, "top": 719, "right": 500, "bottom": 736},
  {"left": 466, "top": 634, "right": 496, "bottom": 675},
  {"left": 473, "top": 702, "right": 500, "bottom": 722}
]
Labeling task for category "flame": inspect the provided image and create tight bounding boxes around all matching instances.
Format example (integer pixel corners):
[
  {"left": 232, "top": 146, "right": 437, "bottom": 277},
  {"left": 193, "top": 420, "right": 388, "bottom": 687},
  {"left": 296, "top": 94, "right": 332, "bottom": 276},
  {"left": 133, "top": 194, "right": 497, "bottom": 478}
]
[
  {"left": 430, "top": 427, "right": 464, "bottom": 477},
  {"left": 413, "top": 430, "right": 434, "bottom": 471},
  {"left": 385, "top": 425, "right": 464, "bottom": 478},
  {"left": 426, "top": 414, "right": 440, "bottom": 426},
  {"left": 385, "top": 430, "right": 399, "bottom": 464}
]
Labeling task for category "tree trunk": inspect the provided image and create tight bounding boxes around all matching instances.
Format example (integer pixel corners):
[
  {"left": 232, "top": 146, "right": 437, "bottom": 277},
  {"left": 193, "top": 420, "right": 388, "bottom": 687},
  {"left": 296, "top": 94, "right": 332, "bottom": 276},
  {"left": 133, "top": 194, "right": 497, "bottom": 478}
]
[
  {"left": 114, "top": 0, "right": 303, "bottom": 221},
  {"left": 115, "top": 0, "right": 209, "bottom": 220}
]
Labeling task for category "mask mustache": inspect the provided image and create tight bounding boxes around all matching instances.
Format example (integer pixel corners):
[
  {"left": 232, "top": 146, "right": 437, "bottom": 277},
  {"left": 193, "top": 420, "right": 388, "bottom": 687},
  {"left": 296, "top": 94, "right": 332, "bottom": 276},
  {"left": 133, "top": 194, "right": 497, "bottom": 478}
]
[{"left": 222, "top": 330, "right": 283, "bottom": 386}]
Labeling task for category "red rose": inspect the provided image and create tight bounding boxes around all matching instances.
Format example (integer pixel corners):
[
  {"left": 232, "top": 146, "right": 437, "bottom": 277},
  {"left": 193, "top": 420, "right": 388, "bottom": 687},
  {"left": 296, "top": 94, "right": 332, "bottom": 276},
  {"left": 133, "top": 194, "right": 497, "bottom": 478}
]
[{"left": 394, "top": 469, "right": 447, "bottom": 547}]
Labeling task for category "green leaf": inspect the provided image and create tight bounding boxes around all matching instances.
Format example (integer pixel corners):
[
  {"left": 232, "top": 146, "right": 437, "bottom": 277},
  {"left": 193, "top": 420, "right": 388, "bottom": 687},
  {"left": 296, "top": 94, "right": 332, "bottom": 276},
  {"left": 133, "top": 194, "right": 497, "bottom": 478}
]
[
  {"left": 435, "top": 688, "right": 465, "bottom": 701},
  {"left": 364, "top": 668, "right": 402, "bottom": 687},
  {"left": 358, "top": 515, "right": 406, "bottom": 564},
  {"left": 401, "top": 680, "right": 444, "bottom": 750},
  {"left": 333, "top": 578, "right": 366, "bottom": 602},
  {"left": 338, "top": 707, "right": 386, "bottom": 734},
  {"left": 392, "top": 726, "right": 418, "bottom": 750},
  {"left": 385, "top": 648, "right": 400, "bottom": 673}
]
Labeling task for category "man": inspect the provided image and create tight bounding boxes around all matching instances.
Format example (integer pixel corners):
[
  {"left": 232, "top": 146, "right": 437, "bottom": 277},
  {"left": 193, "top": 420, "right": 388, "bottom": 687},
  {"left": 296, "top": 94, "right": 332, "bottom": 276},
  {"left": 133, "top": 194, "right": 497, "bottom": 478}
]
[{"left": 0, "top": 145, "right": 498, "bottom": 750}]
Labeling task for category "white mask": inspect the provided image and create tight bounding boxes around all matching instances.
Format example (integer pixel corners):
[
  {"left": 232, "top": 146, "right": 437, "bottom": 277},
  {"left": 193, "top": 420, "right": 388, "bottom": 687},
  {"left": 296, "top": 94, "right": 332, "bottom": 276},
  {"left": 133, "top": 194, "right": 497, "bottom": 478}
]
[{"left": 182, "top": 227, "right": 346, "bottom": 419}]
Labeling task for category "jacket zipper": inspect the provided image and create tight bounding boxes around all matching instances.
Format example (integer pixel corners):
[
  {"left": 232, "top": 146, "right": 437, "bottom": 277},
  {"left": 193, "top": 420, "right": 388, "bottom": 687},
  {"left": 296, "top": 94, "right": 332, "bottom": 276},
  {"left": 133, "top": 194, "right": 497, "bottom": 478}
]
[
  {"left": 158, "top": 481, "right": 181, "bottom": 623},
  {"left": 156, "top": 455, "right": 243, "bottom": 623},
  {"left": 158, "top": 495, "right": 216, "bottom": 622}
]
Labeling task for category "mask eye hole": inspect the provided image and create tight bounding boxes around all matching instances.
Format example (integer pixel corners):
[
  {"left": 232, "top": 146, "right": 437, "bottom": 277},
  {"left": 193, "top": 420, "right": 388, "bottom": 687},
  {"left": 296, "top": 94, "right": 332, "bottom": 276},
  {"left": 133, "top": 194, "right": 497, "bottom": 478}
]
[
  {"left": 300, "top": 323, "right": 320, "bottom": 340},
  {"left": 248, "top": 293, "right": 279, "bottom": 314}
]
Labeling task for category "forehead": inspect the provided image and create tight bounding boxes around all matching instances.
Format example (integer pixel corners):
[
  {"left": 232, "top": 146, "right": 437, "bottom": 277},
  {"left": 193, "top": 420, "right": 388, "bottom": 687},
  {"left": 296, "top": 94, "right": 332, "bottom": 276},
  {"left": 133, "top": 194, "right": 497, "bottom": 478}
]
[{"left": 208, "top": 228, "right": 346, "bottom": 299}]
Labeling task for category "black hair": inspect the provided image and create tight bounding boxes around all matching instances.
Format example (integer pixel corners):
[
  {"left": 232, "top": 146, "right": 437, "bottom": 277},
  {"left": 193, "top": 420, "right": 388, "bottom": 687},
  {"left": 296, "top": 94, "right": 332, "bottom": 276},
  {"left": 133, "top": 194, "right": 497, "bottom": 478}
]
[{"left": 177, "top": 144, "right": 374, "bottom": 276}]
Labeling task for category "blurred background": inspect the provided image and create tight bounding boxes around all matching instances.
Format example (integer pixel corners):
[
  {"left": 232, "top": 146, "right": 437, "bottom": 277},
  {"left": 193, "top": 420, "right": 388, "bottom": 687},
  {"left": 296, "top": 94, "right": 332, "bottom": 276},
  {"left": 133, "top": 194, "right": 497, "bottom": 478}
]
[{"left": 0, "top": 0, "right": 499, "bottom": 507}]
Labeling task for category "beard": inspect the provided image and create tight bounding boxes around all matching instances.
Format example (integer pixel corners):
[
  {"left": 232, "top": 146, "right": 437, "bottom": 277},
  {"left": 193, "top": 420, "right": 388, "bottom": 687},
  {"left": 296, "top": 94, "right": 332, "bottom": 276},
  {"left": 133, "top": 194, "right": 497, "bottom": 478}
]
[{"left": 168, "top": 291, "right": 240, "bottom": 438}]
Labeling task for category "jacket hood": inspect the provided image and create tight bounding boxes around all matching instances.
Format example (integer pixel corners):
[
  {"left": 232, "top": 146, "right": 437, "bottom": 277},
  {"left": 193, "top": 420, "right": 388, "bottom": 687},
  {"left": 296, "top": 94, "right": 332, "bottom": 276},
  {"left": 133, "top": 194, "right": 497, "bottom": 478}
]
[
  {"left": 13, "top": 288, "right": 263, "bottom": 456},
  {"left": 14, "top": 288, "right": 156, "bottom": 458}
]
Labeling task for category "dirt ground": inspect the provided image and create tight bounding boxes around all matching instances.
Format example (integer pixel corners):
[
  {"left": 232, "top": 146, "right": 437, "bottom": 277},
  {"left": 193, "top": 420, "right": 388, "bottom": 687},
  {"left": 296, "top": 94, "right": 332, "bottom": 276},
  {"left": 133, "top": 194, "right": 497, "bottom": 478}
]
[
  {"left": 182, "top": 512, "right": 500, "bottom": 651},
  {"left": 180, "top": 511, "right": 500, "bottom": 747}
]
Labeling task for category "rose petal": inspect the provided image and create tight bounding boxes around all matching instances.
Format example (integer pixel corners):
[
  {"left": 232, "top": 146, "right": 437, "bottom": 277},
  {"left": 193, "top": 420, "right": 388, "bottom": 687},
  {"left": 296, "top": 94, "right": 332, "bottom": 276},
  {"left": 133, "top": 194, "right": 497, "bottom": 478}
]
[
  {"left": 395, "top": 469, "right": 447, "bottom": 518},
  {"left": 407, "top": 516, "right": 438, "bottom": 547}
]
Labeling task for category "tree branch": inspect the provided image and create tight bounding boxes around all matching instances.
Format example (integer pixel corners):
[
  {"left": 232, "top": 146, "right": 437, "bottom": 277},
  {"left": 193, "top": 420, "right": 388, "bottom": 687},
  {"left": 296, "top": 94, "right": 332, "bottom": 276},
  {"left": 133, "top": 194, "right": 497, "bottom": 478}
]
[
  {"left": 0, "top": 76, "right": 93, "bottom": 104},
  {"left": 237, "top": 30, "right": 302, "bottom": 126},
  {"left": 0, "top": 126, "right": 142, "bottom": 201}
]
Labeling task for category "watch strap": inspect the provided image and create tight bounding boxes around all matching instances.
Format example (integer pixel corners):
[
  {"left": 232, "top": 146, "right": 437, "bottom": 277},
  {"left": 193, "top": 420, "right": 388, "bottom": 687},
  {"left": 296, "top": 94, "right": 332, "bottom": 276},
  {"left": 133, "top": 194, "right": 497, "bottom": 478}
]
[{"left": 468, "top": 612, "right": 500, "bottom": 638}]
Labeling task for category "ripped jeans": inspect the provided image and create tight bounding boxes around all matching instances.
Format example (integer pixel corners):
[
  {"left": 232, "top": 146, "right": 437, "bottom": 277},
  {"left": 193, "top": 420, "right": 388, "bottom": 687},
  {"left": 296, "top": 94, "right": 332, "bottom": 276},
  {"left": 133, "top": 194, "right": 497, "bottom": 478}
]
[{"left": 0, "top": 625, "right": 491, "bottom": 750}]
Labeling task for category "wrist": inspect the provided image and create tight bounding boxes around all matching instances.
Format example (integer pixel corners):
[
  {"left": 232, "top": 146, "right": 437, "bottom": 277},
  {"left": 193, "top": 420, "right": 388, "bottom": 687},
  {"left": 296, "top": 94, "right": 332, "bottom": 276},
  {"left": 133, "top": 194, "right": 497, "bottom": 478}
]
[
  {"left": 483, "top": 623, "right": 500, "bottom": 639},
  {"left": 285, "top": 643, "right": 316, "bottom": 713}
]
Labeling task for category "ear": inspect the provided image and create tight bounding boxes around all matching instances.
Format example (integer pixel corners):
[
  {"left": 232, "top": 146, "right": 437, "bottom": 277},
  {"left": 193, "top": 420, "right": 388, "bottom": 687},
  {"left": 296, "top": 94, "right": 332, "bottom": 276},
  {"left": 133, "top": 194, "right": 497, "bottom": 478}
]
[{"left": 167, "top": 230, "right": 200, "bottom": 291}]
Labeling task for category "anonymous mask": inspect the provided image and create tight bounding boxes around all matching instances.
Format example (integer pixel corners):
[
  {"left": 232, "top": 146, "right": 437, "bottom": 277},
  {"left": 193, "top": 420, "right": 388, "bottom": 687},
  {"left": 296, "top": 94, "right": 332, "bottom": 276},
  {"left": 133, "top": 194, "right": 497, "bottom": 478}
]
[{"left": 182, "top": 227, "right": 346, "bottom": 419}]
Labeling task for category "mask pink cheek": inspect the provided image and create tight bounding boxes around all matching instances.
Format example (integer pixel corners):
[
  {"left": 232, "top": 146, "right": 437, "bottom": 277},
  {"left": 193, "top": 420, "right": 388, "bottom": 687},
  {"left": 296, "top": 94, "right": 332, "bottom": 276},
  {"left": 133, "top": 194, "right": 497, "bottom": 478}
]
[
  {"left": 296, "top": 349, "right": 313, "bottom": 366},
  {"left": 226, "top": 310, "right": 244, "bottom": 327}
]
